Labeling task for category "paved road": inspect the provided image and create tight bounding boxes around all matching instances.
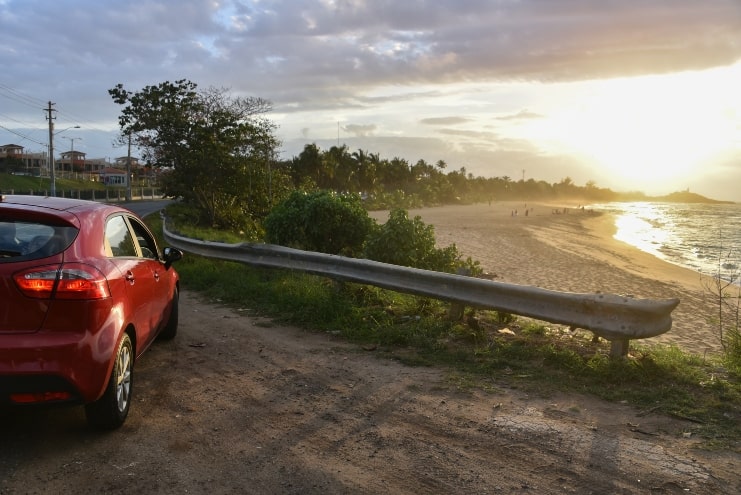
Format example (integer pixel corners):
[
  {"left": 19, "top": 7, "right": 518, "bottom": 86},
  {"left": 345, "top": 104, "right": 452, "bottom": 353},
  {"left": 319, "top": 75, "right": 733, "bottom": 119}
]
[{"left": 121, "top": 199, "right": 173, "bottom": 218}]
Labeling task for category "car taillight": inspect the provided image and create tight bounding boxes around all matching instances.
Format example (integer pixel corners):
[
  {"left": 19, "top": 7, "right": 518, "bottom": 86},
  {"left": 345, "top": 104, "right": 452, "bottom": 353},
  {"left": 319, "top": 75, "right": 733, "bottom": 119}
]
[{"left": 13, "top": 263, "right": 111, "bottom": 300}]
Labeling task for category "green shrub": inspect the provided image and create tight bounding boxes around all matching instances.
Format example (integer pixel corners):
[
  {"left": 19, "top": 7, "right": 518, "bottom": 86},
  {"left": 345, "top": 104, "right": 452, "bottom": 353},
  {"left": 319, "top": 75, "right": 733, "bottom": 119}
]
[
  {"left": 264, "top": 190, "right": 375, "bottom": 256},
  {"left": 164, "top": 202, "right": 262, "bottom": 242},
  {"left": 364, "top": 208, "right": 481, "bottom": 275}
]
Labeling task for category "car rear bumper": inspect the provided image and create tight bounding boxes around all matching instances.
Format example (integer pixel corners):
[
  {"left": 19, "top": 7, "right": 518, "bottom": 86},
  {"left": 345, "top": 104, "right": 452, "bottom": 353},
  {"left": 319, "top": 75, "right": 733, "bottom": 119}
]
[
  {"left": 0, "top": 328, "right": 118, "bottom": 405},
  {"left": 0, "top": 375, "right": 82, "bottom": 405}
]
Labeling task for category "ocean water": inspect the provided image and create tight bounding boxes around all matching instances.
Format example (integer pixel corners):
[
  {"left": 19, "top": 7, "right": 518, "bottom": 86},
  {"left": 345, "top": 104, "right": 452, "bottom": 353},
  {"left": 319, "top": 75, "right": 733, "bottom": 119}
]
[{"left": 588, "top": 202, "right": 741, "bottom": 282}]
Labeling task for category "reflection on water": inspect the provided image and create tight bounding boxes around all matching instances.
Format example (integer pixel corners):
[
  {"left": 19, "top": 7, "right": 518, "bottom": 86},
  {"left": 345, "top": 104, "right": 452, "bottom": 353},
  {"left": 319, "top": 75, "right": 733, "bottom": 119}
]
[
  {"left": 591, "top": 201, "right": 741, "bottom": 283},
  {"left": 613, "top": 203, "right": 674, "bottom": 259}
]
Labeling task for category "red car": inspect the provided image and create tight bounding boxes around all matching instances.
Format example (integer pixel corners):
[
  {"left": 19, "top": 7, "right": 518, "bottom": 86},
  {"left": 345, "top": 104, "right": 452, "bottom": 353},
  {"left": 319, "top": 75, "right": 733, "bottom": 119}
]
[{"left": 0, "top": 195, "right": 182, "bottom": 429}]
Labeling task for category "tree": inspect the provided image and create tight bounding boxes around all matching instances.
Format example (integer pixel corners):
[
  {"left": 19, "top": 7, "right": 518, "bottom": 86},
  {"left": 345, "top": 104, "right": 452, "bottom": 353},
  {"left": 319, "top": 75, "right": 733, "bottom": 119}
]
[
  {"left": 351, "top": 148, "right": 378, "bottom": 195},
  {"left": 291, "top": 143, "right": 322, "bottom": 189},
  {"left": 109, "top": 80, "right": 282, "bottom": 229},
  {"left": 553, "top": 176, "right": 578, "bottom": 198}
]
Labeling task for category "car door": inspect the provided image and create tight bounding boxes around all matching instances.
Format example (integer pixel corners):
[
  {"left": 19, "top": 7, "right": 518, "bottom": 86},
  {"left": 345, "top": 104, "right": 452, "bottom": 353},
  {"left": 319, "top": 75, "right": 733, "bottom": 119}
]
[
  {"left": 126, "top": 215, "right": 171, "bottom": 331},
  {"left": 104, "top": 214, "right": 160, "bottom": 352}
]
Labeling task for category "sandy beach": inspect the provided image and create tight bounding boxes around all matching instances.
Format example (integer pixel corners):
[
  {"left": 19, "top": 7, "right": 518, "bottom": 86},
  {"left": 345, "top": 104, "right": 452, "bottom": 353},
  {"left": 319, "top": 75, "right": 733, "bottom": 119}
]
[{"left": 370, "top": 202, "right": 722, "bottom": 355}]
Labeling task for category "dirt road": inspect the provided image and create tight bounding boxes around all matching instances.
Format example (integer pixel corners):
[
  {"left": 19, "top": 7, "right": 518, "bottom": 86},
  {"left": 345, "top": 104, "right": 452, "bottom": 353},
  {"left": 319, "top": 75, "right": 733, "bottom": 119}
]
[{"left": 1, "top": 290, "right": 739, "bottom": 494}]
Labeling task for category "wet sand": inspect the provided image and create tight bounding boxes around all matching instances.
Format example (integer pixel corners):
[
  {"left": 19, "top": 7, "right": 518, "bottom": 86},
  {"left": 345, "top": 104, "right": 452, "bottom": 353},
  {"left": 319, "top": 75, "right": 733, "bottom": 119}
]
[{"left": 370, "top": 202, "right": 722, "bottom": 355}]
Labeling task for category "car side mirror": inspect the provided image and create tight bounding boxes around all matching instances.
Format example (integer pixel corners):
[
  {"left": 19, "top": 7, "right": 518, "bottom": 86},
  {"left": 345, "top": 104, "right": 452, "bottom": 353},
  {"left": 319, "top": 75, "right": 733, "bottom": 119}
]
[{"left": 162, "top": 247, "right": 183, "bottom": 269}]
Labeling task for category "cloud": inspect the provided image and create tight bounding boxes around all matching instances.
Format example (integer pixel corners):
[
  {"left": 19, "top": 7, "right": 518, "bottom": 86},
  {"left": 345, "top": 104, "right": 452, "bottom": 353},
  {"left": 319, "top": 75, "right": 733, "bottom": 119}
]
[
  {"left": 8, "top": 1, "right": 737, "bottom": 99},
  {"left": 209, "top": 0, "right": 741, "bottom": 99},
  {"left": 497, "top": 110, "right": 544, "bottom": 121},
  {"left": 3, "top": 1, "right": 739, "bottom": 111},
  {"left": 437, "top": 128, "right": 499, "bottom": 141},
  {"left": 342, "top": 124, "right": 377, "bottom": 137},
  {"left": 420, "top": 117, "right": 472, "bottom": 126}
]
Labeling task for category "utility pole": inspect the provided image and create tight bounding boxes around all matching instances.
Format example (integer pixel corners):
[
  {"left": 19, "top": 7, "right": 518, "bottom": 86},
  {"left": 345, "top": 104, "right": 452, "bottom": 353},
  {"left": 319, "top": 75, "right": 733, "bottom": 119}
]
[
  {"left": 125, "top": 133, "right": 132, "bottom": 201},
  {"left": 45, "top": 101, "right": 56, "bottom": 196}
]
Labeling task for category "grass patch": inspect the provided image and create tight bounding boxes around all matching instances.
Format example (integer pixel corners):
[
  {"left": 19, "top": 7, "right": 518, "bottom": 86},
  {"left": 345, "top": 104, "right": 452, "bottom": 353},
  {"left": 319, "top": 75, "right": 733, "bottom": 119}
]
[
  {"left": 0, "top": 173, "right": 107, "bottom": 194},
  {"left": 150, "top": 213, "right": 741, "bottom": 451}
]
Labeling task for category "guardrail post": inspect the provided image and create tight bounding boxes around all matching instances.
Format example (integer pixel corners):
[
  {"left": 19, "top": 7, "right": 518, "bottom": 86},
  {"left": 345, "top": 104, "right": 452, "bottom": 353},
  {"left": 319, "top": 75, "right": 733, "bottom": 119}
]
[
  {"left": 448, "top": 267, "right": 471, "bottom": 321},
  {"left": 610, "top": 340, "right": 630, "bottom": 358}
]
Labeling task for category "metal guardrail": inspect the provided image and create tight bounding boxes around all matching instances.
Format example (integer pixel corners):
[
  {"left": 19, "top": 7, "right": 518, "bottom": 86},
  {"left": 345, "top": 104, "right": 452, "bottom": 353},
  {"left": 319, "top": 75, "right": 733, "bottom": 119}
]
[
  {"left": 0, "top": 188, "right": 162, "bottom": 202},
  {"left": 163, "top": 224, "right": 680, "bottom": 357}
]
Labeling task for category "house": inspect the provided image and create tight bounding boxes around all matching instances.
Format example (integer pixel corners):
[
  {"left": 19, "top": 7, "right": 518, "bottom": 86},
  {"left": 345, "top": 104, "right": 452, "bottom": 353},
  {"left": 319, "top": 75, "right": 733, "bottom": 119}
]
[
  {"left": 59, "top": 150, "right": 86, "bottom": 173},
  {"left": 2, "top": 144, "right": 155, "bottom": 186},
  {"left": 113, "top": 156, "right": 156, "bottom": 185},
  {"left": 0, "top": 144, "right": 47, "bottom": 175},
  {"left": 97, "top": 167, "right": 130, "bottom": 187},
  {"left": 0, "top": 144, "right": 23, "bottom": 157},
  {"left": 57, "top": 150, "right": 109, "bottom": 180},
  {"left": 114, "top": 156, "right": 140, "bottom": 168}
]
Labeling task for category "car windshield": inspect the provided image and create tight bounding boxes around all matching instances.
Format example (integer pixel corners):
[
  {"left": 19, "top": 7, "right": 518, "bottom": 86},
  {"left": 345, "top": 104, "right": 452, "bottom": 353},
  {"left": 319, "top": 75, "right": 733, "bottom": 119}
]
[{"left": 0, "top": 220, "right": 77, "bottom": 261}]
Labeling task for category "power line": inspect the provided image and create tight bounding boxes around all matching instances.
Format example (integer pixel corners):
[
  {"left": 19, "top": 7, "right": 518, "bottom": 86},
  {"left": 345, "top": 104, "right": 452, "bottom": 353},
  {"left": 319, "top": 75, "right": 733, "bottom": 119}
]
[
  {"left": 55, "top": 106, "right": 114, "bottom": 134},
  {"left": 55, "top": 114, "right": 109, "bottom": 133},
  {"left": 0, "top": 111, "right": 39, "bottom": 128},
  {"left": 0, "top": 105, "right": 49, "bottom": 146},
  {"left": 0, "top": 84, "right": 104, "bottom": 133},
  {"left": 0, "top": 85, "right": 63, "bottom": 150},
  {"left": 0, "top": 84, "right": 120, "bottom": 158},
  {"left": 0, "top": 83, "right": 46, "bottom": 109},
  {"left": 0, "top": 123, "right": 47, "bottom": 147}
]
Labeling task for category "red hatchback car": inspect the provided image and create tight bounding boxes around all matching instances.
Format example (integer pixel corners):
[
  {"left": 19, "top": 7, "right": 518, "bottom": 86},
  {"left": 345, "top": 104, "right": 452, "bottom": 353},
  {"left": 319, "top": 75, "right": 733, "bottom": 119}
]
[{"left": 0, "top": 195, "right": 182, "bottom": 429}]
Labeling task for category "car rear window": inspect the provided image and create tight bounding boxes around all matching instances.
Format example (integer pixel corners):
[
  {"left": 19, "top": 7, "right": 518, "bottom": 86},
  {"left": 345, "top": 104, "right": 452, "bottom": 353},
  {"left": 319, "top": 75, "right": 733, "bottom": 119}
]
[{"left": 0, "top": 220, "right": 77, "bottom": 261}]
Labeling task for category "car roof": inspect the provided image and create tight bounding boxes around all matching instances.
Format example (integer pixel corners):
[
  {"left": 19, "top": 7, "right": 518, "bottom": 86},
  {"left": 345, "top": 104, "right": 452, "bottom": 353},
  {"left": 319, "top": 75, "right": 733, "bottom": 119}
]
[
  {"left": 0, "top": 194, "right": 125, "bottom": 213},
  {"left": 0, "top": 195, "right": 137, "bottom": 229}
]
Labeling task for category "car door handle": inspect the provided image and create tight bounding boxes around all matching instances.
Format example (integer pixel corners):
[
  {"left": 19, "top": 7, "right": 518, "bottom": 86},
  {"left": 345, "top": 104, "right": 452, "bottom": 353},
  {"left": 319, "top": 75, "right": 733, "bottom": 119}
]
[
  {"left": 153, "top": 271, "right": 160, "bottom": 281},
  {"left": 125, "top": 271, "right": 135, "bottom": 284}
]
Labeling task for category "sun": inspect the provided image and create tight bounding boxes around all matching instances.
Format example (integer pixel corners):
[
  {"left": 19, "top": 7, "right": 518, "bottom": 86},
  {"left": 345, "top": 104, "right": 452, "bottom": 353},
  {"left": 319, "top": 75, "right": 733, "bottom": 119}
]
[{"left": 522, "top": 64, "right": 741, "bottom": 191}]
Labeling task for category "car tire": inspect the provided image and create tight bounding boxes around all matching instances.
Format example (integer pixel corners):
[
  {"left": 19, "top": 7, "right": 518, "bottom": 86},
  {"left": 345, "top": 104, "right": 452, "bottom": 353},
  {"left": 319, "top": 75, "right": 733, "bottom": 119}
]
[
  {"left": 158, "top": 288, "right": 179, "bottom": 341},
  {"left": 85, "top": 333, "right": 133, "bottom": 430}
]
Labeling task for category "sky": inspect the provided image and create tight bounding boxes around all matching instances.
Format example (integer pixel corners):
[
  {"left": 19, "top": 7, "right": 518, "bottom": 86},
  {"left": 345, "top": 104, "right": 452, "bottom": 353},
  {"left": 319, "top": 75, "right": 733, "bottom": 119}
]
[{"left": 1, "top": 0, "right": 740, "bottom": 200}]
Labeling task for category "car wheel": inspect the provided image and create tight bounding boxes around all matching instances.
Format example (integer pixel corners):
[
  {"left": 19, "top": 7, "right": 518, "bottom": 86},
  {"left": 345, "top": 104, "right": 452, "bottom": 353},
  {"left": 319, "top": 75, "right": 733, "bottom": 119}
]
[
  {"left": 158, "top": 288, "right": 179, "bottom": 340},
  {"left": 85, "top": 333, "right": 133, "bottom": 430}
]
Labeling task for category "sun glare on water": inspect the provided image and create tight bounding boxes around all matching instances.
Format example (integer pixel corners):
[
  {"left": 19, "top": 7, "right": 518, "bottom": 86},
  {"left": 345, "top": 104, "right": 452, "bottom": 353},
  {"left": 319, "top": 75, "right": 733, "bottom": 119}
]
[{"left": 613, "top": 206, "right": 673, "bottom": 259}]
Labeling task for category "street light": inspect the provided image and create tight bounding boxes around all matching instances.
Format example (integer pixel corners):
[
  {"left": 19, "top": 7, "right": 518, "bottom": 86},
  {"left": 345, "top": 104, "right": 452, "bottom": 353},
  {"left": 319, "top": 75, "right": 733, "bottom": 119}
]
[{"left": 49, "top": 125, "right": 80, "bottom": 197}]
